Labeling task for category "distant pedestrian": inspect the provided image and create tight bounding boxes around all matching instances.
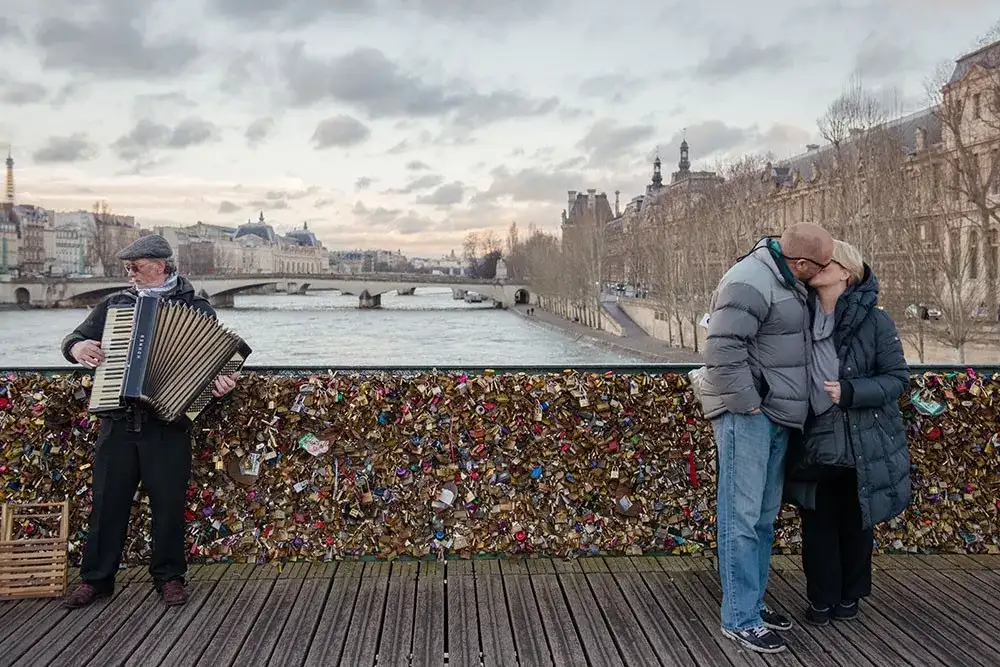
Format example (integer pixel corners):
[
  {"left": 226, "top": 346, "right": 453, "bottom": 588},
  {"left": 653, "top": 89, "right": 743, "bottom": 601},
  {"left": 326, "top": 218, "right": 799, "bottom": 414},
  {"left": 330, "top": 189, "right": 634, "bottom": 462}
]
[{"left": 698, "top": 223, "right": 834, "bottom": 653}]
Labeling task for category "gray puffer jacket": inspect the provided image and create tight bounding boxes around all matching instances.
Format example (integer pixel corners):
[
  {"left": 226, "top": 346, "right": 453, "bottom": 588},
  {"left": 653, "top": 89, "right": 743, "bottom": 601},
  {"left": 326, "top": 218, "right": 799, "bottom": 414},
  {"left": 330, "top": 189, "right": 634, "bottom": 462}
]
[{"left": 699, "top": 238, "right": 812, "bottom": 430}]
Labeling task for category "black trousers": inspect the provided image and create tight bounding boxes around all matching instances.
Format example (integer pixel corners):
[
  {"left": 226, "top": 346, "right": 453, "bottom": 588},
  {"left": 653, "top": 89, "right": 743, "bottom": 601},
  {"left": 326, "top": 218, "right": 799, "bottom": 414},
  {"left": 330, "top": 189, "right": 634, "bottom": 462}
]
[
  {"left": 80, "top": 415, "right": 192, "bottom": 591},
  {"left": 799, "top": 469, "right": 874, "bottom": 607}
]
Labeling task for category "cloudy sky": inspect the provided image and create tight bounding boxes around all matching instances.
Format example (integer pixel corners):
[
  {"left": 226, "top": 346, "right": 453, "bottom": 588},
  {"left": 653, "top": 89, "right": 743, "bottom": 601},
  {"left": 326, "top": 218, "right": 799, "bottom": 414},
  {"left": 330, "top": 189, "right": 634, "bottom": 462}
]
[{"left": 1, "top": 0, "right": 996, "bottom": 255}]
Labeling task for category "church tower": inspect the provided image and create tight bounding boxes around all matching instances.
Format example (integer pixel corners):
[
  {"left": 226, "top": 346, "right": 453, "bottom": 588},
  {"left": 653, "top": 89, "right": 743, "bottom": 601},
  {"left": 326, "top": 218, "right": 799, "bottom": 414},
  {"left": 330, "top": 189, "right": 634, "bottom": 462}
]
[{"left": 3, "top": 147, "right": 14, "bottom": 210}]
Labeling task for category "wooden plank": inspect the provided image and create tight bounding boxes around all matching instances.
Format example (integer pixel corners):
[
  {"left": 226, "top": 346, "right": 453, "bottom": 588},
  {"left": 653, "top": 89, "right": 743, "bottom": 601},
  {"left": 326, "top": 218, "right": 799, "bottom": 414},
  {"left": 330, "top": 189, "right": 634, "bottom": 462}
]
[
  {"left": 230, "top": 577, "right": 306, "bottom": 666},
  {"left": 967, "top": 555, "right": 1000, "bottom": 569},
  {"left": 336, "top": 563, "right": 391, "bottom": 667},
  {"left": 638, "top": 569, "right": 736, "bottom": 667},
  {"left": 578, "top": 557, "right": 609, "bottom": 573},
  {"left": 157, "top": 577, "right": 250, "bottom": 667},
  {"left": 474, "top": 571, "right": 517, "bottom": 667},
  {"left": 778, "top": 569, "right": 946, "bottom": 667},
  {"left": 528, "top": 573, "right": 587, "bottom": 667},
  {"left": 123, "top": 581, "right": 219, "bottom": 667},
  {"left": 525, "top": 558, "right": 556, "bottom": 575},
  {"left": 83, "top": 581, "right": 171, "bottom": 667},
  {"left": 0, "top": 598, "right": 50, "bottom": 643},
  {"left": 194, "top": 578, "right": 276, "bottom": 666},
  {"left": 667, "top": 570, "right": 780, "bottom": 667},
  {"left": 266, "top": 578, "right": 334, "bottom": 667},
  {"left": 558, "top": 572, "right": 624, "bottom": 667},
  {"left": 46, "top": 585, "right": 153, "bottom": 667},
  {"left": 301, "top": 563, "right": 364, "bottom": 667},
  {"left": 914, "top": 570, "right": 1000, "bottom": 637},
  {"left": 585, "top": 571, "right": 666, "bottom": 666},
  {"left": 607, "top": 565, "right": 696, "bottom": 666},
  {"left": 0, "top": 600, "right": 69, "bottom": 665},
  {"left": 11, "top": 590, "right": 128, "bottom": 667},
  {"left": 377, "top": 562, "right": 418, "bottom": 667},
  {"left": 881, "top": 570, "right": 1000, "bottom": 662},
  {"left": 937, "top": 554, "right": 982, "bottom": 570},
  {"left": 764, "top": 569, "right": 879, "bottom": 667},
  {"left": 411, "top": 562, "right": 445, "bottom": 667},
  {"left": 550, "top": 559, "right": 582, "bottom": 574},
  {"left": 445, "top": 563, "right": 480, "bottom": 667},
  {"left": 695, "top": 570, "right": 838, "bottom": 667},
  {"left": 499, "top": 560, "right": 551, "bottom": 666}
]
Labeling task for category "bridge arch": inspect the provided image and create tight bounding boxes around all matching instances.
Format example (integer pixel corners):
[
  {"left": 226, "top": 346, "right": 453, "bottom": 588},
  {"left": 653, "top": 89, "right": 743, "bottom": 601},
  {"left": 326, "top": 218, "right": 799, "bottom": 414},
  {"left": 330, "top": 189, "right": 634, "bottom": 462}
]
[
  {"left": 69, "top": 285, "right": 129, "bottom": 304},
  {"left": 514, "top": 288, "right": 531, "bottom": 305},
  {"left": 14, "top": 287, "right": 30, "bottom": 306}
]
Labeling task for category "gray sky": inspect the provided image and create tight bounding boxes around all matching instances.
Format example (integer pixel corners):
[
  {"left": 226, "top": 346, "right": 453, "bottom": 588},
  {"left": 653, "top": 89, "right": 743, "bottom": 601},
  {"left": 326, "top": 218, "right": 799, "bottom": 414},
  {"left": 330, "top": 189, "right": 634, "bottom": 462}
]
[{"left": 1, "top": 0, "right": 995, "bottom": 254}]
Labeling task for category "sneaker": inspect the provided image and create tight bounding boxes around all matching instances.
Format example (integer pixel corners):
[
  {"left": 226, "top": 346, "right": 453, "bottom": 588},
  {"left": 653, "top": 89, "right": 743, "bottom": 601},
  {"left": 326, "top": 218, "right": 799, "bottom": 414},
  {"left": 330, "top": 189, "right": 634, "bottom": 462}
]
[
  {"left": 760, "top": 604, "right": 793, "bottom": 631},
  {"left": 61, "top": 583, "right": 112, "bottom": 609},
  {"left": 804, "top": 603, "right": 831, "bottom": 627},
  {"left": 722, "top": 626, "right": 787, "bottom": 654},
  {"left": 833, "top": 600, "right": 858, "bottom": 621},
  {"left": 160, "top": 580, "right": 188, "bottom": 606}
]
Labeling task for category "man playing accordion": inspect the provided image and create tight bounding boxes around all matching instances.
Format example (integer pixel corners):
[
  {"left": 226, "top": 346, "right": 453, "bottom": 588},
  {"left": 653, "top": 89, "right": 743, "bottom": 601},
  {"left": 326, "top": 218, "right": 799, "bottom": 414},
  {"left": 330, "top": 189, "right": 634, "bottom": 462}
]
[{"left": 60, "top": 234, "right": 238, "bottom": 608}]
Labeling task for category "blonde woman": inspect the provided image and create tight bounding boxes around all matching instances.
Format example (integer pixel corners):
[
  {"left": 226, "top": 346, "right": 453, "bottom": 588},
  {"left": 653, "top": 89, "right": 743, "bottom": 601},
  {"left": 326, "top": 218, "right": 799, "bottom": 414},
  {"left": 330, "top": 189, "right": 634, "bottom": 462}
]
[{"left": 784, "top": 240, "right": 910, "bottom": 626}]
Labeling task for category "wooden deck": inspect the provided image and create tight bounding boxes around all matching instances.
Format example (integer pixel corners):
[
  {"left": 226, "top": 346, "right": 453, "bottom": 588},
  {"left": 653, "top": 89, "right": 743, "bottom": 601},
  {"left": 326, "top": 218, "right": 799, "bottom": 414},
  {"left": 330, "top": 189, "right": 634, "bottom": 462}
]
[{"left": 2, "top": 555, "right": 1000, "bottom": 667}]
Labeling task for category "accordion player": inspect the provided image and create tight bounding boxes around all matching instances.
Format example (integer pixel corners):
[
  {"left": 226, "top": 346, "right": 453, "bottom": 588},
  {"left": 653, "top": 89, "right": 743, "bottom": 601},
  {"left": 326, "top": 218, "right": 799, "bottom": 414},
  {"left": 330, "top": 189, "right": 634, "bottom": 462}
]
[{"left": 88, "top": 295, "right": 253, "bottom": 425}]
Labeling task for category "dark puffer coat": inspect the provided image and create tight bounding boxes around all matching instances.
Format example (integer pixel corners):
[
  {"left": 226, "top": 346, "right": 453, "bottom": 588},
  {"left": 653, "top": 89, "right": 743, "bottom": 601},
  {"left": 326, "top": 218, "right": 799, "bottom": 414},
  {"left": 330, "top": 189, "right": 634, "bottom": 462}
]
[{"left": 784, "top": 265, "right": 912, "bottom": 529}]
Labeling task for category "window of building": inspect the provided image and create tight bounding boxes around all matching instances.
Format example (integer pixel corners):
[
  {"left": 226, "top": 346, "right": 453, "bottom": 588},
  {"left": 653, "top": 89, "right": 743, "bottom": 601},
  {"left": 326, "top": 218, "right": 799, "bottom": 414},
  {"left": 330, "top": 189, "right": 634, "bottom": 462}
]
[
  {"left": 970, "top": 229, "right": 980, "bottom": 280},
  {"left": 974, "top": 93, "right": 982, "bottom": 119}
]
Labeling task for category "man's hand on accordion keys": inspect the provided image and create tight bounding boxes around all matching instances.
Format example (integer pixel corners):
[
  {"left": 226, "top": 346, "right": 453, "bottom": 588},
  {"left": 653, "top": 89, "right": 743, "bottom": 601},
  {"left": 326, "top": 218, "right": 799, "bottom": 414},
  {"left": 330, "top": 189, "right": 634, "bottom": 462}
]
[
  {"left": 211, "top": 372, "right": 239, "bottom": 398},
  {"left": 71, "top": 340, "right": 106, "bottom": 369}
]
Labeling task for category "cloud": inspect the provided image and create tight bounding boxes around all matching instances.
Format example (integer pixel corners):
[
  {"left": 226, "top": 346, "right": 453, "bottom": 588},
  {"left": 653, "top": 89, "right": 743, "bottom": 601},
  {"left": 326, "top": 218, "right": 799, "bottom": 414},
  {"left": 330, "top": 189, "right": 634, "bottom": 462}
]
[
  {"left": 416, "top": 182, "right": 466, "bottom": 206},
  {"left": 272, "top": 45, "right": 559, "bottom": 127},
  {"left": 246, "top": 117, "right": 276, "bottom": 147},
  {"left": 853, "top": 34, "right": 920, "bottom": 79},
  {"left": 34, "top": 17, "right": 201, "bottom": 78},
  {"left": 693, "top": 36, "right": 794, "bottom": 81},
  {"left": 311, "top": 115, "right": 371, "bottom": 149},
  {"left": 32, "top": 134, "right": 98, "bottom": 164},
  {"left": 249, "top": 198, "right": 290, "bottom": 209},
  {"left": 218, "top": 200, "right": 241, "bottom": 213},
  {"left": 656, "top": 121, "right": 755, "bottom": 164},
  {"left": 475, "top": 166, "right": 583, "bottom": 204},
  {"left": 0, "top": 17, "right": 22, "bottom": 41},
  {"left": 132, "top": 91, "right": 197, "bottom": 116},
  {"left": 387, "top": 174, "right": 443, "bottom": 194},
  {"left": 0, "top": 78, "right": 47, "bottom": 105},
  {"left": 352, "top": 200, "right": 438, "bottom": 235},
  {"left": 355, "top": 176, "right": 373, "bottom": 190},
  {"left": 315, "top": 197, "right": 337, "bottom": 208},
  {"left": 577, "top": 119, "right": 656, "bottom": 166},
  {"left": 207, "top": 0, "right": 555, "bottom": 27},
  {"left": 578, "top": 73, "right": 654, "bottom": 103},
  {"left": 406, "top": 160, "right": 431, "bottom": 171},
  {"left": 353, "top": 201, "right": 402, "bottom": 227},
  {"left": 111, "top": 117, "right": 221, "bottom": 162}
]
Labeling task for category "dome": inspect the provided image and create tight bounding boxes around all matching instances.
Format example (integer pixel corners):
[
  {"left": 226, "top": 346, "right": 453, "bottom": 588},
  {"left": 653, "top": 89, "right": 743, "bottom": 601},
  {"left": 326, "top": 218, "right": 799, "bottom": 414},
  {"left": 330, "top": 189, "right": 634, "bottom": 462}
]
[{"left": 234, "top": 212, "right": 279, "bottom": 244}]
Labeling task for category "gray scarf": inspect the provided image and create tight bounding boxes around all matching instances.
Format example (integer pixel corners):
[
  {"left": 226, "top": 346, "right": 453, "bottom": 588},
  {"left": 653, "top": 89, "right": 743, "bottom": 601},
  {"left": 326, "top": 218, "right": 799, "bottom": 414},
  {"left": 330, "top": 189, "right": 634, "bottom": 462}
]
[{"left": 137, "top": 273, "right": 178, "bottom": 298}]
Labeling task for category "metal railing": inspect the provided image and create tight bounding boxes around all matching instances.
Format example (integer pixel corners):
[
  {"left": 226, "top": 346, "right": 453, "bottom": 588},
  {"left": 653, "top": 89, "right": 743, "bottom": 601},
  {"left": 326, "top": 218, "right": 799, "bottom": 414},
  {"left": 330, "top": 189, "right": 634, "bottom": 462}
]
[{"left": 1, "top": 364, "right": 996, "bottom": 377}]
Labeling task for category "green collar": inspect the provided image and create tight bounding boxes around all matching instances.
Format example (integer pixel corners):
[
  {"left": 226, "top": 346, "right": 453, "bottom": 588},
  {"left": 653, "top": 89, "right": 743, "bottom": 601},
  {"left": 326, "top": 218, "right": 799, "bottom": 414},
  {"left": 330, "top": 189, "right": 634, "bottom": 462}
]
[{"left": 767, "top": 239, "right": 797, "bottom": 288}]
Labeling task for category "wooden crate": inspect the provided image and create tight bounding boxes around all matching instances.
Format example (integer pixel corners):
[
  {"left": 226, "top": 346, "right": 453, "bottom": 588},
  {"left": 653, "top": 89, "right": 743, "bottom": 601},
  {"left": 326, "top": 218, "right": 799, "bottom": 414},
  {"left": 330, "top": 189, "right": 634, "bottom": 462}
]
[{"left": 0, "top": 502, "right": 70, "bottom": 600}]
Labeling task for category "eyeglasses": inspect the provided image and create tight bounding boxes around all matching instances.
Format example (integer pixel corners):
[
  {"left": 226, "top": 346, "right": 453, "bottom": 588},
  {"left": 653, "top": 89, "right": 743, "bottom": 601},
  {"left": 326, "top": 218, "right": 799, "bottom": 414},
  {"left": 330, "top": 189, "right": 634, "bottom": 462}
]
[
  {"left": 123, "top": 261, "right": 151, "bottom": 274},
  {"left": 779, "top": 253, "right": 831, "bottom": 270}
]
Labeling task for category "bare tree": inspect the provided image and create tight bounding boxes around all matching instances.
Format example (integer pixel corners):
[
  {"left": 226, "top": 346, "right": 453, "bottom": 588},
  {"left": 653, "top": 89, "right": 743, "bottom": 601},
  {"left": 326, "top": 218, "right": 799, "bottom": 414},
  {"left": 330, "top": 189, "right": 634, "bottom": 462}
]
[{"left": 928, "top": 28, "right": 1000, "bottom": 316}]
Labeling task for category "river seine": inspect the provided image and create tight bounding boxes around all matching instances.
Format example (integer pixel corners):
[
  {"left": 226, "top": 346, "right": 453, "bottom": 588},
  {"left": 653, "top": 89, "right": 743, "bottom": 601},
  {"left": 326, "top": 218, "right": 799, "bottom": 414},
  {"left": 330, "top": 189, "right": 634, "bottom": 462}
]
[{"left": 0, "top": 287, "right": 641, "bottom": 367}]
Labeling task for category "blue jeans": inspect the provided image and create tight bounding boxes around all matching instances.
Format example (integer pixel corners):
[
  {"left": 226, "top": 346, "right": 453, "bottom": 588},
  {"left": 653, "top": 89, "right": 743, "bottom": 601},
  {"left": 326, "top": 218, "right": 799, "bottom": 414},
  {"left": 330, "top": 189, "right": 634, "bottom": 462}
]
[{"left": 713, "top": 411, "right": 789, "bottom": 631}]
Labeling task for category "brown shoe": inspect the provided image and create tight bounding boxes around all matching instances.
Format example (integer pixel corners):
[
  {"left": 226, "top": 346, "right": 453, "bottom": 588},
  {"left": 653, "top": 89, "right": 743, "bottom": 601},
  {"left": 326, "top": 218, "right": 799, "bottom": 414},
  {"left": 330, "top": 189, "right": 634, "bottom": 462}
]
[
  {"left": 62, "top": 583, "right": 112, "bottom": 609},
  {"left": 160, "top": 580, "right": 188, "bottom": 606}
]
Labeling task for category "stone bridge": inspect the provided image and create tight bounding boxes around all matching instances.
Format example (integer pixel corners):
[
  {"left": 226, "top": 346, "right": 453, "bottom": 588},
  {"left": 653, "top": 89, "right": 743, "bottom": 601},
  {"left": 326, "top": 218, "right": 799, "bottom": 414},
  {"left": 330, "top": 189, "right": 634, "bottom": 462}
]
[{"left": 0, "top": 273, "right": 531, "bottom": 309}]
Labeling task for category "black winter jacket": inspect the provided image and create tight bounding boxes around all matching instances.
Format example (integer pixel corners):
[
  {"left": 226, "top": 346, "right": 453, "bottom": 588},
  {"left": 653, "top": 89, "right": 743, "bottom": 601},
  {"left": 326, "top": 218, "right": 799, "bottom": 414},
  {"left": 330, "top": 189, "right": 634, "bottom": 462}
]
[
  {"left": 784, "top": 265, "right": 912, "bottom": 529},
  {"left": 61, "top": 276, "right": 216, "bottom": 364}
]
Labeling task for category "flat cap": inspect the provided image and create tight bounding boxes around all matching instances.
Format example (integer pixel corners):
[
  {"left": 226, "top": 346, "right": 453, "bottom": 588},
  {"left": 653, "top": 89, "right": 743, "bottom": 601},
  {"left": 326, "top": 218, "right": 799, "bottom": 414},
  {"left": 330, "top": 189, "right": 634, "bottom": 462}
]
[{"left": 116, "top": 234, "right": 173, "bottom": 261}]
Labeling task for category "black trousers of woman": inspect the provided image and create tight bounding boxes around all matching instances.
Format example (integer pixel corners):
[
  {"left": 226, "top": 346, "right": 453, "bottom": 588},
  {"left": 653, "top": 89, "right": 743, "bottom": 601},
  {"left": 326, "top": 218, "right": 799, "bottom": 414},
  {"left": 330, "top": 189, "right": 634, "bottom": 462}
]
[{"left": 799, "top": 469, "right": 874, "bottom": 608}]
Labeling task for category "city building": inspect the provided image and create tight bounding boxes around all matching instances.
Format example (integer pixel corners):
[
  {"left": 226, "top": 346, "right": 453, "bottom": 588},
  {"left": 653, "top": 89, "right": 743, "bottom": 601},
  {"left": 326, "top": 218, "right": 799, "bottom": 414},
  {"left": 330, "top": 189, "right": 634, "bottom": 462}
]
[{"left": 329, "top": 249, "right": 411, "bottom": 273}]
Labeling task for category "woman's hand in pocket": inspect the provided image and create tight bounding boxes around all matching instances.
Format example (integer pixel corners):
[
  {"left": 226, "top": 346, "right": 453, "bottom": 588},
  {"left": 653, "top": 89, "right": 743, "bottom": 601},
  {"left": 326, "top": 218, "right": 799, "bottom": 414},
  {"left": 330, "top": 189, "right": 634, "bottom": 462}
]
[{"left": 824, "top": 381, "right": 842, "bottom": 405}]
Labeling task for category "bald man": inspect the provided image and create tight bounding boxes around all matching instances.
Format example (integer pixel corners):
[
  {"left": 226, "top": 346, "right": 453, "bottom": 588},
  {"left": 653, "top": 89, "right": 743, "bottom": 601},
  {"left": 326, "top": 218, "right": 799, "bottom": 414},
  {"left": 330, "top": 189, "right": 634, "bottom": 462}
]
[{"left": 699, "top": 223, "right": 834, "bottom": 654}]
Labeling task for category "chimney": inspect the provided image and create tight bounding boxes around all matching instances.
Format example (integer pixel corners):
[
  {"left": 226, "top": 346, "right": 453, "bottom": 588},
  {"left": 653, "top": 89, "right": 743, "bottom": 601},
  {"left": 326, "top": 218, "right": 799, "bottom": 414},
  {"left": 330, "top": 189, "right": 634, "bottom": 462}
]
[
  {"left": 915, "top": 127, "right": 927, "bottom": 152},
  {"left": 614, "top": 189, "right": 621, "bottom": 216},
  {"left": 568, "top": 190, "right": 577, "bottom": 211},
  {"left": 806, "top": 144, "right": 819, "bottom": 152}
]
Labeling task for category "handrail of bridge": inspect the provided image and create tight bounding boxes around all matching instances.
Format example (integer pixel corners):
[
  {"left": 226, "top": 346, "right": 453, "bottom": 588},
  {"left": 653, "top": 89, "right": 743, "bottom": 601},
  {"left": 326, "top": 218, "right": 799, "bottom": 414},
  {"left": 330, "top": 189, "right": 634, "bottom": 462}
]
[
  {"left": 5, "top": 272, "right": 523, "bottom": 286},
  {"left": 1, "top": 364, "right": 996, "bottom": 376}
]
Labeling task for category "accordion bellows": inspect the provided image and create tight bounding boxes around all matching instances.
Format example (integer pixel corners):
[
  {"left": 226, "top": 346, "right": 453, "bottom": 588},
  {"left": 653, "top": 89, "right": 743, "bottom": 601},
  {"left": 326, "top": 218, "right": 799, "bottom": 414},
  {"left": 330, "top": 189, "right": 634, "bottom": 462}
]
[{"left": 88, "top": 296, "right": 252, "bottom": 423}]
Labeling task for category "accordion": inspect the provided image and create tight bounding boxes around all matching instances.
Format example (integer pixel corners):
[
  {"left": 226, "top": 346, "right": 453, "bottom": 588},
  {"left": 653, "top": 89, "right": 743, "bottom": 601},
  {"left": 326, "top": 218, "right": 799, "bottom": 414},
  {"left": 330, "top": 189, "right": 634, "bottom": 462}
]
[{"left": 87, "top": 296, "right": 253, "bottom": 423}]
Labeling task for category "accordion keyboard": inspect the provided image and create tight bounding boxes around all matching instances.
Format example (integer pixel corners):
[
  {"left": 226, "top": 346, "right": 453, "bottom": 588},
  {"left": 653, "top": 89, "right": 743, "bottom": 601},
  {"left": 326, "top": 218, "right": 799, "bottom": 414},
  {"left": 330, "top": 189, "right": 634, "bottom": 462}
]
[{"left": 88, "top": 306, "right": 136, "bottom": 412}]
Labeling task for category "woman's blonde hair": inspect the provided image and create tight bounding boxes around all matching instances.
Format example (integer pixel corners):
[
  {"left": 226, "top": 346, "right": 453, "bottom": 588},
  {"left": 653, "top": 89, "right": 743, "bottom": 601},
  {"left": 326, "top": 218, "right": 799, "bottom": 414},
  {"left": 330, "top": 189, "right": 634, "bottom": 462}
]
[{"left": 832, "top": 240, "right": 865, "bottom": 285}]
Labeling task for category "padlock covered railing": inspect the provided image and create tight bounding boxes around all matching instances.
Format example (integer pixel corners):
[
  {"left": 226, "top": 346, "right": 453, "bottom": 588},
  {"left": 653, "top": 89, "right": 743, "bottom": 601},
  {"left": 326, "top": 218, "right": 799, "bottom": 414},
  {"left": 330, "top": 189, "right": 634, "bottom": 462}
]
[{"left": 0, "top": 365, "right": 995, "bottom": 563}]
